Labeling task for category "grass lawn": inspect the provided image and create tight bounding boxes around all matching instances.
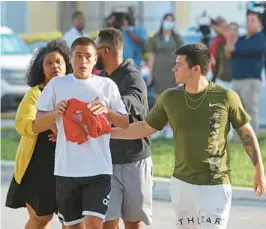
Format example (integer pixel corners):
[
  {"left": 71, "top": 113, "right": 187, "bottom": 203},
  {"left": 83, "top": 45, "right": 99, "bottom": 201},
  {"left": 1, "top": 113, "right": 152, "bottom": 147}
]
[
  {"left": 1, "top": 129, "right": 20, "bottom": 161},
  {"left": 1, "top": 128, "right": 266, "bottom": 187},
  {"left": 151, "top": 138, "right": 266, "bottom": 188}
]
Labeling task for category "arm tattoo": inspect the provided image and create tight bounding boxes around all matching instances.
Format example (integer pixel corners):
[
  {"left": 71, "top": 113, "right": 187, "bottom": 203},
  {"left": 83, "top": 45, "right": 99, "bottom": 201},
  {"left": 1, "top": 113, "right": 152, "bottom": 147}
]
[{"left": 237, "top": 129, "right": 259, "bottom": 166}]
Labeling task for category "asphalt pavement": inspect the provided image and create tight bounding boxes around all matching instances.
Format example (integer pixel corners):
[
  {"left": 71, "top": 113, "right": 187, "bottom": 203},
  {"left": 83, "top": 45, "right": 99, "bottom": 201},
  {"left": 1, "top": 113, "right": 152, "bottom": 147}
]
[{"left": 1, "top": 177, "right": 266, "bottom": 229}]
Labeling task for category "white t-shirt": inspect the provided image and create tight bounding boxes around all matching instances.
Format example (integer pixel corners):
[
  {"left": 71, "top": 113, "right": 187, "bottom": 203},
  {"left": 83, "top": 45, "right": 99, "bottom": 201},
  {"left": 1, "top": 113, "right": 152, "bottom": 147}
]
[
  {"left": 35, "top": 74, "right": 127, "bottom": 177},
  {"left": 62, "top": 27, "right": 90, "bottom": 47}
]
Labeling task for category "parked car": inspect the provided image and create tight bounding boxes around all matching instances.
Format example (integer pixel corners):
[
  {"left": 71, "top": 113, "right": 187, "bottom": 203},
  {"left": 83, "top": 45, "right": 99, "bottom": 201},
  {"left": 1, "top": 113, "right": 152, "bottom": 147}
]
[{"left": 1, "top": 26, "right": 32, "bottom": 112}]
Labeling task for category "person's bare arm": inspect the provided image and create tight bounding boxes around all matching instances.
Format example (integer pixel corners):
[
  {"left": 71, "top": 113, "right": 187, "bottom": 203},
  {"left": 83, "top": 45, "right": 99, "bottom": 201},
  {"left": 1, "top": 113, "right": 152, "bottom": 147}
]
[
  {"left": 237, "top": 123, "right": 266, "bottom": 196},
  {"left": 111, "top": 121, "right": 157, "bottom": 140},
  {"left": 30, "top": 119, "right": 57, "bottom": 135},
  {"left": 89, "top": 101, "right": 129, "bottom": 129},
  {"left": 35, "top": 100, "right": 68, "bottom": 132},
  {"left": 107, "top": 111, "right": 129, "bottom": 129},
  {"left": 34, "top": 111, "right": 57, "bottom": 132}
]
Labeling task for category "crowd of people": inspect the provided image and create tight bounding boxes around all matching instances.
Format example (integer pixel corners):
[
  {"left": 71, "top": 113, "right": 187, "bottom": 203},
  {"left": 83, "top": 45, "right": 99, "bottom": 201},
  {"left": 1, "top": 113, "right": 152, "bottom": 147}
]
[{"left": 4, "top": 5, "right": 266, "bottom": 229}]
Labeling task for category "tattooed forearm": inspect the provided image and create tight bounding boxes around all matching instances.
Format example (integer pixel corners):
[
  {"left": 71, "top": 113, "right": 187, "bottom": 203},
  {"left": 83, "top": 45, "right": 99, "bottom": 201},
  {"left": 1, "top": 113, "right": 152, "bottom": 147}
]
[{"left": 237, "top": 128, "right": 259, "bottom": 166}]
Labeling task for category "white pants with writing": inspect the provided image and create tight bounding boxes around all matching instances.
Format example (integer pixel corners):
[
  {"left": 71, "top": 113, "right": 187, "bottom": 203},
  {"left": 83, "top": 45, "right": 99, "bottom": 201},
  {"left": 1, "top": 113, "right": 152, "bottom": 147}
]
[{"left": 170, "top": 177, "right": 232, "bottom": 229}]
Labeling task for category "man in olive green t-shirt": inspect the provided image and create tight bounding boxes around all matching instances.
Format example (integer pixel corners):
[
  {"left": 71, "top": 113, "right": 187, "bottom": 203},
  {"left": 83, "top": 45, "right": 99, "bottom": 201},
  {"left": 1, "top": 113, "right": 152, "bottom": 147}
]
[{"left": 111, "top": 43, "right": 266, "bottom": 229}]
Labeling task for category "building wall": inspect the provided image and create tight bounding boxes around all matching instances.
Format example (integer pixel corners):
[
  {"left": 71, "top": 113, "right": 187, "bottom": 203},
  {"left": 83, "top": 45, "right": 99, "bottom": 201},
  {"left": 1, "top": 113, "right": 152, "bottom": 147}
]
[
  {"left": 27, "top": 1, "right": 59, "bottom": 33},
  {"left": 77, "top": 1, "right": 105, "bottom": 32},
  {"left": 80, "top": 1, "right": 179, "bottom": 33},
  {"left": 1, "top": 1, "right": 246, "bottom": 34},
  {"left": 175, "top": 1, "right": 191, "bottom": 30},
  {"left": 59, "top": 1, "right": 77, "bottom": 33},
  {"left": 1, "top": 1, "right": 28, "bottom": 33}
]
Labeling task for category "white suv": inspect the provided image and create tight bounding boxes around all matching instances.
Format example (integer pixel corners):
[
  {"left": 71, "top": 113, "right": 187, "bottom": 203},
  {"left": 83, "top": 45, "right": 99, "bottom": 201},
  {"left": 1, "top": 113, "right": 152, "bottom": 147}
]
[{"left": 1, "top": 26, "right": 32, "bottom": 112}]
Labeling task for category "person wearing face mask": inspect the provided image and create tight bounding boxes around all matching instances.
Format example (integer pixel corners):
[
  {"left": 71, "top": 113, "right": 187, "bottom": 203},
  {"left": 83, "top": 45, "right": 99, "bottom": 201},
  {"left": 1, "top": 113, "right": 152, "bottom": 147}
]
[
  {"left": 95, "top": 28, "right": 152, "bottom": 229},
  {"left": 62, "top": 11, "right": 90, "bottom": 47},
  {"left": 147, "top": 13, "right": 184, "bottom": 99}
]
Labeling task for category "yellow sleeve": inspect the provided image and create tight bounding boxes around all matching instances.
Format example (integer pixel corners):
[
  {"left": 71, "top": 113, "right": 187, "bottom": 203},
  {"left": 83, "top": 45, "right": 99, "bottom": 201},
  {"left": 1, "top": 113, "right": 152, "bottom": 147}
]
[{"left": 15, "top": 87, "right": 40, "bottom": 136}]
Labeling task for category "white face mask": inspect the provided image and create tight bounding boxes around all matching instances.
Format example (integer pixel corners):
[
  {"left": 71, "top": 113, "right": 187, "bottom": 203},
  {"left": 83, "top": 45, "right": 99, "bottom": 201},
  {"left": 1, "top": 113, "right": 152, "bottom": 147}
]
[{"left": 162, "top": 21, "right": 175, "bottom": 31}]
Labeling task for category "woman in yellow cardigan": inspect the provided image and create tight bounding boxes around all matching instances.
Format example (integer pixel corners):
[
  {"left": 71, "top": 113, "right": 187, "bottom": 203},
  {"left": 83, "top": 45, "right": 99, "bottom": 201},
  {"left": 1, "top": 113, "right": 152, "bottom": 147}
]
[{"left": 6, "top": 39, "right": 73, "bottom": 229}]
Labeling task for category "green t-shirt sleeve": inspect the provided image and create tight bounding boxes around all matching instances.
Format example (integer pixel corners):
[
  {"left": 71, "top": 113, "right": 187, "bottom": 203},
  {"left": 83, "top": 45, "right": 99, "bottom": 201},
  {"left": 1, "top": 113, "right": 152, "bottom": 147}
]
[
  {"left": 145, "top": 91, "right": 169, "bottom": 131},
  {"left": 227, "top": 89, "right": 251, "bottom": 130}
]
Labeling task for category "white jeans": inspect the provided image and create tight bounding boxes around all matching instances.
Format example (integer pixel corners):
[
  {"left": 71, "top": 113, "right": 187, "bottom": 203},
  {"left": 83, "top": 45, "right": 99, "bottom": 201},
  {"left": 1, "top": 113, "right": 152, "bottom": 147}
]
[{"left": 170, "top": 177, "right": 232, "bottom": 229}]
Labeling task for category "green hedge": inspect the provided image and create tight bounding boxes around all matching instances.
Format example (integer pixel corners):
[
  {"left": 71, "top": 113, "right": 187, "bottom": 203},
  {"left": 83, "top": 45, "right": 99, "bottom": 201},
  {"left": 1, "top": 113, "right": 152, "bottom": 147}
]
[
  {"left": 19, "top": 31, "right": 100, "bottom": 44},
  {"left": 20, "top": 31, "right": 63, "bottom": 44}
]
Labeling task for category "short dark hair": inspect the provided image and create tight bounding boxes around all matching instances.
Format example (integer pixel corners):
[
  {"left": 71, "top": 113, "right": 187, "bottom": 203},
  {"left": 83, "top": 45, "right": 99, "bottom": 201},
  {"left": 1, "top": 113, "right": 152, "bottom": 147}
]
[
  {"left": 26, "top": 39, "right": 73, "bottom": 87},
  {"left": 72, "top": 11, "right": 83, "bottom": 21},
  {"left": 175, "top": 43, "right": 210, "bottom": 75},
  {"left": 71, "top": 37, "right": 97, "bottom": 52},
  {"left": 98, "top": 28, "right": 124, "bottom": 50},
  {"left": 247, "top": 10, "right": 263, "bottom": 23}
]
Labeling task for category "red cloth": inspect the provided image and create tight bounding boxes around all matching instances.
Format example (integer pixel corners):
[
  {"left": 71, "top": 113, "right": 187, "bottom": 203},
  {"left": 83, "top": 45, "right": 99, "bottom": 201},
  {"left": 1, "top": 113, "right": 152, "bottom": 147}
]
[
  {"left": 63, "top": 98, "right": 111, "bottom": 145},
  {"left": 92, "top": 69, "right": 103, "bottom": 75},
  {"left": 210, "top": 34, "right": 226, "bottom": 72}
]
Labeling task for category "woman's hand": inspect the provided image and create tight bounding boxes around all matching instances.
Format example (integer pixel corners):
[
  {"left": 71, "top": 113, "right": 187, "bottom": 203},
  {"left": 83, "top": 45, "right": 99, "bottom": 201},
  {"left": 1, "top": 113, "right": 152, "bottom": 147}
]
[{"left": 48, "top": 133, "right": 57, "bottom": 142}]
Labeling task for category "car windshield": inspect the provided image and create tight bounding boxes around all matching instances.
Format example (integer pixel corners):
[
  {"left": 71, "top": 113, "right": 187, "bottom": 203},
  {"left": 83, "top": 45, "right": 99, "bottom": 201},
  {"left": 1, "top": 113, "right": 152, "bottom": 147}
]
[{"left": 0, "top": 33, "right": 31, "bottom": 55}]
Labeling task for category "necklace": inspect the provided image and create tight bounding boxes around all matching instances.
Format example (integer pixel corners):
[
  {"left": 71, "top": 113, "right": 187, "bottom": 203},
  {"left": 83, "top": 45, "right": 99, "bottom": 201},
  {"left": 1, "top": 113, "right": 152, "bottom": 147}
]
[
  {"left": 184, "top": 83, "right": 210, "bottom": 110},
  {"left": 185, "top": 89, "right": 207, "bottom": 101}
]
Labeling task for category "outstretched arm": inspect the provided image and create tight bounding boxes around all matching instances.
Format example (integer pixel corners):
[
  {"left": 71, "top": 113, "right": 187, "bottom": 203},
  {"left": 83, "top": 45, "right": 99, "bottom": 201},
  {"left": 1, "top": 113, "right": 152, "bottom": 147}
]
[
  {"left": 237, "top": 123, "right": 266, "bottom": 196},
  {"left": 112, "top": 89, "right": 169, "bottom": 140},
  {"left": 111, "top": 121, "right": 157, "bottom": 140}
]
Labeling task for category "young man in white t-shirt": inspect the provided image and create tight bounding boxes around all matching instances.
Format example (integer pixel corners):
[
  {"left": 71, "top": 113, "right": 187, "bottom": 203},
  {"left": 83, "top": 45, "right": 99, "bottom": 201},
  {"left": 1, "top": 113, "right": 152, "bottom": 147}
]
[{"left": 35, "top": 37, "right": 129, "bottom": 229}]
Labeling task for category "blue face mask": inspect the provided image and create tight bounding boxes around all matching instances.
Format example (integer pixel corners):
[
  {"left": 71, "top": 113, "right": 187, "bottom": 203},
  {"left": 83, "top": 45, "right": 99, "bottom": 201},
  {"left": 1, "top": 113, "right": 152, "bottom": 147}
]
[{"left": 162, "top": 21, "right": 174, "bottom": 31}]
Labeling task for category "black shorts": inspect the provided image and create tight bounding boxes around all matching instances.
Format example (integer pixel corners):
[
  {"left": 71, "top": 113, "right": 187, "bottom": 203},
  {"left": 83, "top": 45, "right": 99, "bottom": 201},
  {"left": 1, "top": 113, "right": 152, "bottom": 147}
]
[{"left": 56, "top": 175, "right": 111, "bottom": 226}]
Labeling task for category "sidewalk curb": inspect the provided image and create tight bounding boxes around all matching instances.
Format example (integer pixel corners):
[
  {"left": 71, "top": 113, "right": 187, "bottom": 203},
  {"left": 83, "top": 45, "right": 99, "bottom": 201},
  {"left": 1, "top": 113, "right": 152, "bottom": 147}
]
[
  {"left": 2, "top": 160, "right": 266, "bottom": 202},
  {"left": 1, "top": 113, "right": 16, "bottom": 119},
  {"left": 1, "top": 160, "right": 15, "bottom": 168}
]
